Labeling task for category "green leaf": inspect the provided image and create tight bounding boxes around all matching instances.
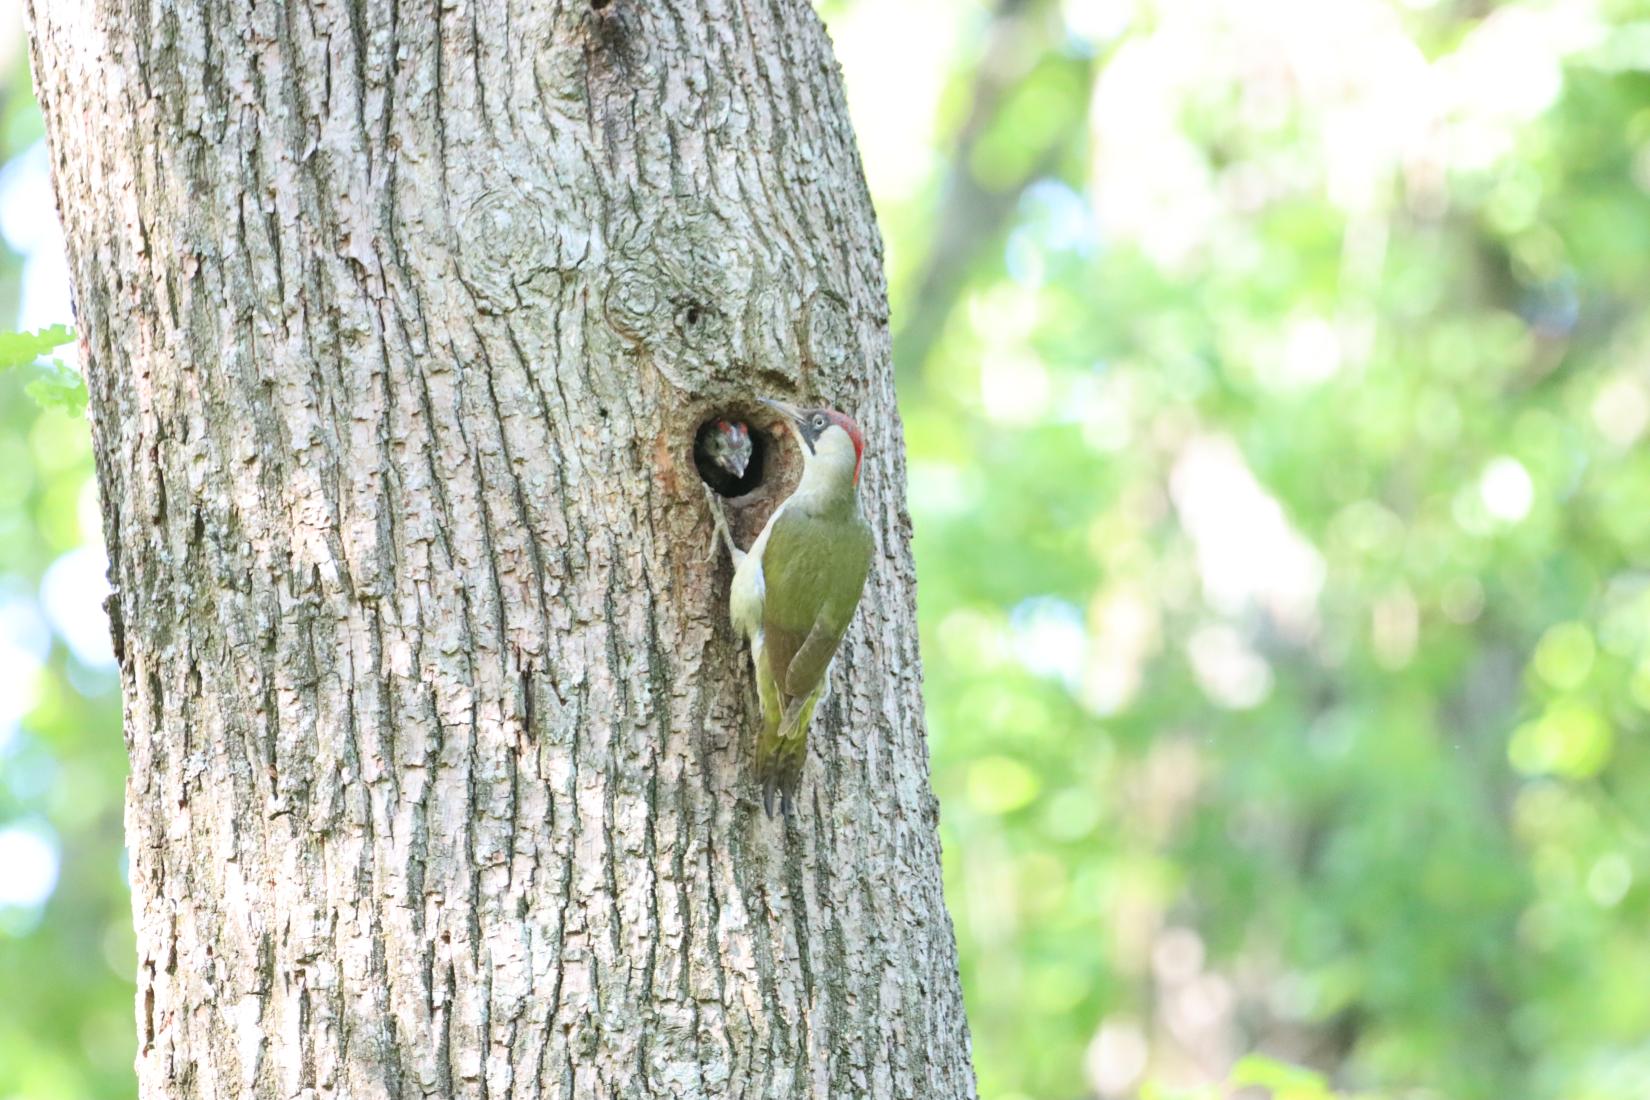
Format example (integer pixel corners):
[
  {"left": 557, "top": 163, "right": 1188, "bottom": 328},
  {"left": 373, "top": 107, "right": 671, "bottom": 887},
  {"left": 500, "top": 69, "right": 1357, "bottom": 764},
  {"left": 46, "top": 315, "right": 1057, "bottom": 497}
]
[
  {"left": 1229, "top": 1055, "right": 1335, "bottom": 1100},
  {"left": 1140, "top": 1083, "right": 1221, "bottom": 1100},
  {"left": 24, "top": 358, "right": 88, "bottom": 417},
  {"left": 0, "top": 324, "right": 74, "bottom": 371}
]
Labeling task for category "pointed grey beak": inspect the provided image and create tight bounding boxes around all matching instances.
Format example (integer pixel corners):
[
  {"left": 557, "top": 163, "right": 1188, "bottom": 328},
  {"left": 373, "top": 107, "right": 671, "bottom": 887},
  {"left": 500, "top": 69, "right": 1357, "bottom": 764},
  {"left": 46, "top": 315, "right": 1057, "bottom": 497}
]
[
  {"left": 757, "top": 396, "right": 806, "bottom": 427},
  {"left": 758, "top": 397, "right": 817, "bottom": 454},
  {"left": 726, "top": 449, "right": 749, "bottom": 478}
]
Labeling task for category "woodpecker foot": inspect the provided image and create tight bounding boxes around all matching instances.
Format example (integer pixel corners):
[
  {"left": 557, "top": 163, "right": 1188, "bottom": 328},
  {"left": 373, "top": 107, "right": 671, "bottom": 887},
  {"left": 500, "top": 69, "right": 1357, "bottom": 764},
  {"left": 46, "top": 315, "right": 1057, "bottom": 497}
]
[
  {"left": 760, "top": 779, "right": 795, "bottom": 821},
  {"left": 701, "top": 484, "right": 745, "bottom": 566}
]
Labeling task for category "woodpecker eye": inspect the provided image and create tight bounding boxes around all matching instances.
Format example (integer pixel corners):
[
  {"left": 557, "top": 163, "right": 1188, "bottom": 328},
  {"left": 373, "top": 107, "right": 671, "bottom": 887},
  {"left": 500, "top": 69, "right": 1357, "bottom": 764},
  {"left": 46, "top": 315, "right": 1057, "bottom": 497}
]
[{"left": 811, "top": 413, "right": 827, "bottom": 431}]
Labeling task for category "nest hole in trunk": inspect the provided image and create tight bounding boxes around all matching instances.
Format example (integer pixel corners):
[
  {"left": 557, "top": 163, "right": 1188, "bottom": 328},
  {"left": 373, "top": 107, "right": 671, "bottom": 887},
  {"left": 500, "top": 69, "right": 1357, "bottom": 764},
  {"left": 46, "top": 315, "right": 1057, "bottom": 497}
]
[{"left": 691, "top": 406, "right": 802, "bottom": 549}]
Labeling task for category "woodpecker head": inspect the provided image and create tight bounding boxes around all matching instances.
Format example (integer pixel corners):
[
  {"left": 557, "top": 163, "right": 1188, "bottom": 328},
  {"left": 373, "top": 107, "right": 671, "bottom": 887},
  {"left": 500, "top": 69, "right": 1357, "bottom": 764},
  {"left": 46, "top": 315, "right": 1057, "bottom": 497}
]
[
  {"left": 701, "top": 418, "right": 753, "bottom": 479},
  {"left": 760, "top": 397, "right": 865, "bottom": 486}
]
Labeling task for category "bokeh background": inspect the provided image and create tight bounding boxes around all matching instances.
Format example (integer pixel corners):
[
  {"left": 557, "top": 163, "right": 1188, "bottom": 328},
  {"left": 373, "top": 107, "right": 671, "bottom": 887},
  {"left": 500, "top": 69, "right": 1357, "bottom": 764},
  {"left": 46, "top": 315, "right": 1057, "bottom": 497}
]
[{"left": 5, "top": 0, "right": 1650, "bottom": 1097}]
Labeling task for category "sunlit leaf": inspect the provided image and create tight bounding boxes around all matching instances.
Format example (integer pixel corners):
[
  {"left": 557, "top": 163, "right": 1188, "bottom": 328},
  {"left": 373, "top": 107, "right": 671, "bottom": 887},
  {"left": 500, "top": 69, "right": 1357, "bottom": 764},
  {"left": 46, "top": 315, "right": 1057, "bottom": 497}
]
[
  {"left": 23, "top": 360, "right": 87, "bottom": 418},
  {"left": 0, "top": 324, "right": 73, "bottom": 371}
]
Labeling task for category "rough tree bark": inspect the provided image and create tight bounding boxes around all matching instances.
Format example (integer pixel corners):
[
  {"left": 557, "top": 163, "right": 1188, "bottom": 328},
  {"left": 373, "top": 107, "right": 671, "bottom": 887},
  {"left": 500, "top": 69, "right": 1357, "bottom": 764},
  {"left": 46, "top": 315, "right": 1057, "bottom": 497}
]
[{"left": 27, "top": 1, "right": 976, "bottom": 1096}]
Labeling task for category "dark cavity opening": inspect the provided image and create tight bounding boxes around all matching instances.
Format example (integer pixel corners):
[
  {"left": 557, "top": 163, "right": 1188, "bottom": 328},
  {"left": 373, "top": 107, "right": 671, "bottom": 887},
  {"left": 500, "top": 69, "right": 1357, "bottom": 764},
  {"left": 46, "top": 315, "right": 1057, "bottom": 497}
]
[{"left": 694, "top": 414, "right": 767, "bottom": 498}]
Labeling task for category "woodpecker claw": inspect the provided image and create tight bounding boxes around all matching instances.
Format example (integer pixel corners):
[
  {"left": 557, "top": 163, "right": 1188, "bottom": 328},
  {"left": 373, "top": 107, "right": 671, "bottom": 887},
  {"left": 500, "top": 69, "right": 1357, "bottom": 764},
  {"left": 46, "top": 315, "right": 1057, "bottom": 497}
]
[{"left": 701, "top": 484, "right": 744, "bottom": 565}]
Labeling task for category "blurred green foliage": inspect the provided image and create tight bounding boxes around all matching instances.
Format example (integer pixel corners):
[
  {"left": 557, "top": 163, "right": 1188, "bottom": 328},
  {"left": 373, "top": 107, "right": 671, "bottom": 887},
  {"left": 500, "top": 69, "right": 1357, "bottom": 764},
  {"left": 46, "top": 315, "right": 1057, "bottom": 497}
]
[
  {"left": 0, "top": 74, "right": 130, "bottom": 1100},
  {"left": 0, "top": 324, "right": 84, "bottom": 415},
  {"left": 0, "top": 324, "right": 71, "bottom": 370},
  {"left": 0, "top": 16, "right": 130, "bottom": 1100},
  {"left": 838, "top": 0, "right": 1650, "bottom": 1097},
  {"left": 7, "top": 2, "right": 1650, "bottom": 1099}
]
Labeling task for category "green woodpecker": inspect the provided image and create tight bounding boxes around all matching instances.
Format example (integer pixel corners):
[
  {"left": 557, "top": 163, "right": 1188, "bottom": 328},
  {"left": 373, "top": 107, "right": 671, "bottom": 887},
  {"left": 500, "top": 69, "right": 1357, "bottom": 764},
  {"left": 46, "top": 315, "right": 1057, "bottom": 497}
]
[
  {"left": 699, "top": 418, "right": 753, "bottom": 480},
  {"left": 708, "top": 397, "right": 874, "bottom": 818}
]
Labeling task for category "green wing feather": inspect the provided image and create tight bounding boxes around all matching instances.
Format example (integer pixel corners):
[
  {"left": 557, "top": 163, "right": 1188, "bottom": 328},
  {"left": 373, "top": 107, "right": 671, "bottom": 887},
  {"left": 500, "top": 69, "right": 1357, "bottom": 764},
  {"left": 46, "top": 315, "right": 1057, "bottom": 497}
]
[{"left": 750, "top": 506, "right": 873, "bottom": 816}]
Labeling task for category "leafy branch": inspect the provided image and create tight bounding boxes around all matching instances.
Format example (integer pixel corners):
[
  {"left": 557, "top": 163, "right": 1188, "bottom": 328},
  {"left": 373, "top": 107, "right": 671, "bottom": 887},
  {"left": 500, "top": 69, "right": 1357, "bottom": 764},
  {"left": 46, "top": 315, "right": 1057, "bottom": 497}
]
[{"left": 0, "top": 324, "right": 85, "bottom": 415}]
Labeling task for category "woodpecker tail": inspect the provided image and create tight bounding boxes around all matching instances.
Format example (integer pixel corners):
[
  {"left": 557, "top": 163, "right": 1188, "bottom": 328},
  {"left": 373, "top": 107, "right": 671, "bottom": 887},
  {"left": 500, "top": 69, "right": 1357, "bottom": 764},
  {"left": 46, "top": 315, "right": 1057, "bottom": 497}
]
[{"left": 754, "top": 692, "right": 820, "bottom": 819}]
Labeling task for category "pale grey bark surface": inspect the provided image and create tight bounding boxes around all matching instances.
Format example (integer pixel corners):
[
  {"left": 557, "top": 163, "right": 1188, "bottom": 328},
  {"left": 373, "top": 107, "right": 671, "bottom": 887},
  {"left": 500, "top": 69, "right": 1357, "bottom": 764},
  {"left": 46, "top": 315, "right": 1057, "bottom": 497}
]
[{"left": 27, "top": 1, "right": 976, "bottom": 1096}]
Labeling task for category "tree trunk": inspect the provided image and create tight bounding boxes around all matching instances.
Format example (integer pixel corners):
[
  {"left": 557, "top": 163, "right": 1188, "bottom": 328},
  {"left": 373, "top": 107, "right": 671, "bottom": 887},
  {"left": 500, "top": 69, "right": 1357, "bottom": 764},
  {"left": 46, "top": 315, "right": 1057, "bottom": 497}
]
[{"left": 27, "top": 1, "right": 976, "bottom": 1096}]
